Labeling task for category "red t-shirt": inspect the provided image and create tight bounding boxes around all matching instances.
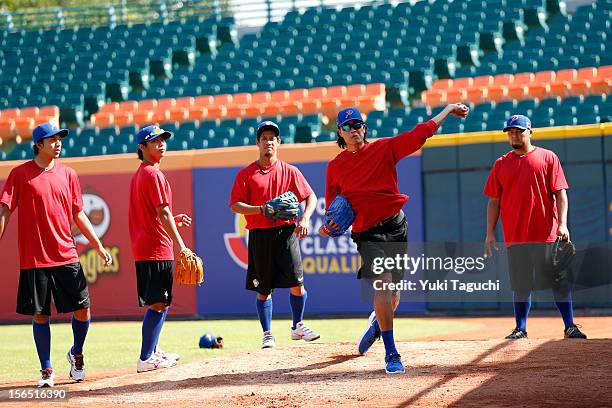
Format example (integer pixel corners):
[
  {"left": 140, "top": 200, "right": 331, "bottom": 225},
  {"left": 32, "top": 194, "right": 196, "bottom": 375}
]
[
  {"left": 325, "top": 120, "right": 439, "bottom": 233},
  {"left": 230, "top": 160, "right": 314, "bottom": 230},
  {"left": 484, "top": 147, "right": 568, "bottom": 246},
  {"left": 0, "top": 160, "right": 83, "bottom": 269},
  {"left": 129, "top": 162, "right": 174, "bottom": 261}
]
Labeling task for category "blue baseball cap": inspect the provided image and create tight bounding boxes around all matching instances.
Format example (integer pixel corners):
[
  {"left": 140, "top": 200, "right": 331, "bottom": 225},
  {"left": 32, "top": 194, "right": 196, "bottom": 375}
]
[
  {"left": 32, "top": 122, "right": 69, "bottom": 143},
  {"left": 337, "top": 107, "right": 364, "bottom": 127},
  {"left": 503, "top": 115, "right": 532, "bottom": 132},
  {"left": 137, "top": 125, "right": 172, "bottom": 144},
  {"left": 257, "top": 120, "right": 279, "bottom": 137}
]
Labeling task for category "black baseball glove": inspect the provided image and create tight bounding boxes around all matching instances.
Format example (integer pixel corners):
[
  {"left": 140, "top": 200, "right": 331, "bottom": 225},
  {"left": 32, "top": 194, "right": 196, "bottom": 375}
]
[{"left": 551, "top": 237, "right": 575, "bottom": 283}]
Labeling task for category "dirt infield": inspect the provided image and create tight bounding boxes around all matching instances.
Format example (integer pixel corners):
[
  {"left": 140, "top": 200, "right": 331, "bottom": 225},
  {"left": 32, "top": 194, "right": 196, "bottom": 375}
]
[{"left": 2, "top": 317, "right": 611, "bottom": 407}]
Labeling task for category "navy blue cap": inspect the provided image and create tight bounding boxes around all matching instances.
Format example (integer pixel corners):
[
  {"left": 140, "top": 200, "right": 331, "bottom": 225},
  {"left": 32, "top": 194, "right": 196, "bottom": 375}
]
[
  {"left": 137, "top": 125, "right": 172, "bottom": 144},
  {"left": 337, "top": 107, "right": 364, "bottom": 127},
  {"left": 32, "top": 122, "right": 69, "bottom": 143},
  {"left": 257, "top": 120, "right": 280, "bottom": 137},
  {"left": 503, "top": 115, "right": 532, "bottom": 132}
]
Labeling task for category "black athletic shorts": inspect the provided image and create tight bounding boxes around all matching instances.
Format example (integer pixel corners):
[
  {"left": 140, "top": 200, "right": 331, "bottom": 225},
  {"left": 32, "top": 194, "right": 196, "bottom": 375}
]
[
  {"left": 17, "top": 262, "right": 90, "bottom": 316},
  {"left": 135, "top": 260, "right": 174, "bottom": 307},
  {"left": 507, "top": 242, "right": 569, "bottom": 292},
  {"left": 247, "top": 224, "right": 304, "bottom": 296},
  {"left": 351, "top": 210, "right": 408, "bottom": 284}
]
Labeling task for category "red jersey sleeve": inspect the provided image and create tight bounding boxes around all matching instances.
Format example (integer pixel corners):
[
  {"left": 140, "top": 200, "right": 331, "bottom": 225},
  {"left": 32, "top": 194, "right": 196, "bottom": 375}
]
[
  {"left": 548, "top": 153, "right": 569, "bottom": 192},
  {"left": 390, "top": 120, "right": 439, "bottom": 163},
  {"left": 148, "top": 170, "right": 171, "bottom": 208},
  {"left": 0, "top": 168, "right": 19, "bottom": 211},
  {"left": 69, "top": 168, "right": 84, "bottom": 216},
  {"left": 229, "top": 169, "right": 248, "bottom": 205},
  {"left": 291, "top": 167, "right": 314, "bottom": 202},
  {"left": 325, "top": 162, "right": 338, "bottom": 210},
  {"left": 484, "top": 161, "right": 502, "bottom": 199}
]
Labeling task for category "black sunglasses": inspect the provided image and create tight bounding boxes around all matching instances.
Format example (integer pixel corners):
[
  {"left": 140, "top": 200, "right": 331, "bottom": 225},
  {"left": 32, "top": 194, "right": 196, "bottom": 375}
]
[{"left": 339, "top": 122, "right": 364, "bottom": 132}]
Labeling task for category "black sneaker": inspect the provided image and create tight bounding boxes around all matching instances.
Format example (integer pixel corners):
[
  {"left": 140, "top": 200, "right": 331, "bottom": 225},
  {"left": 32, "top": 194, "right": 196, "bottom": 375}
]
[
  {"left": 564, "top": 324, "right": 587, "bottom": 339},
  {"left": 505, "top": 328, "right": 528, "bottom": 339}
]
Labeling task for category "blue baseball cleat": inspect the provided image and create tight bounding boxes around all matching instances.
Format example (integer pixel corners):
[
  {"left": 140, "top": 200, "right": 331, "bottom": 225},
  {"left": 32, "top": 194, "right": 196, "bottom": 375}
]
[
  {"left": 385, "top": 352, "right": 405, "bottom": 374},
  {"left": 357, "top": 311, "right": 381, "bottom": 355}
]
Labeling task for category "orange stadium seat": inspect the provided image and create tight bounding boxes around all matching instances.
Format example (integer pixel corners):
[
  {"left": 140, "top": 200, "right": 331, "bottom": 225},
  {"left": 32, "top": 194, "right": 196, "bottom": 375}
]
[
  {"left": 204, "top": 105, "right": 226, "bottom": 120},
  {"left": 0, "top": 108, "right": 20, "bottom": 120},
  {"left": 156, "top": 98, "right": 176, "bottom": 112},
  {"left": 39, "top": 106, "right": 60, "bottom": 118},
  {"left": 346, "top": 84, "right": 366, "bottom": 97},
  {"left": 493, "top": 74, "right": 514, "bottom": 87},
  {"left": 473, "top": 75, "right": 494, "bottom": 88},
  {"left": 118, "top": 101, "right": 138, "bottom": 113},
  {"left": 93, "top": 112, "right": 115, "bottom": 129},
  {"left": 34, "top": 116, "right": 58, "bottom": 127},
  {"left": 355, "top": 95, "right": 385, "bottom": 113},
  {"left": 466, "top": 87, "right": 487, "bottom": 104},
  {"left": 534, "top": 70, "right": 556, "bottom": 84},
  {"left": 20, "top": 107, "right": 40, "bottom": 119},
  {"left": 513, "top": 72, "right": 535, "bottom": 86},
  {"left": 596, "top": 65, "right": 612, "bottom": 80},
  {"left": 555, "top": 69, "right": 577, "bottom": 83},
  {"left": 132, "top": 110, "right": 153, "bottom": 126},
  {"left": 445, "top": 88, "right": 466, "bottom": 102},
  {"left": 288, "top": 89, "right": 308, "bottom": 102},
  {"left": 138, "top": 99, "right": 159, "bottom": 112},
  {"left": 549, "top": 81, "right": 571, "bottom": 98},
  {"left": 453, "top": 77, "right": 474, "bottom": 88},
  {"left": 175, "top": 96, "right": 195, "bottom": 109},
  {"left": 14, "top": 117, "right": 35, "bottom": 138},
  {"left": 365, "top": 83, "right": 385, "bottom": 96},
  {"left": 422, "top": 89, "right": 446, "bottom": 106},
  {"left": 432, "top": 79, "right": 453, "bottom": 91},
  {"left": 150, "top": 108, "right": 169, "bottom": 123},
  {"left": 577, "top": 67, "right": 597, "bottom": 81},
  {"left": 321, "top": 98, "right": 341, "bottom": 117},
  {"left": 0, "top": 118, "right": 16, "bottom": 140},
  {"left": 527, "top": 83, "right": 549, "bottom": 100},
  {"left": 327, "top": 86, "right": 347, "bottom": 99},
  {"left": 270, "top": 90, "right": 290, "bottom": 104},
  {"left": 114, "top": 111, "right": 134, "bottom": 128},
  {"left": 232, "top": 93, "right": 252, "bottom": 106},
  {"left": 506, "top": 84, "right": 528, "bottom": 100},
  {"left": 243, "top": 106, "right": 263, "bottom": 118},
  {"left": 225, "top": 105, "right": 245, "bottom": 118},
  {"left": 568, "top": 79, "right": 590, "bottom": 96},
  {"left": 308, "top": 87, "right": 327, "bottom": 100},
  {"left": 486, "top": 85, "right": 507, "bottom": 102},
  {"left": 269, "top": 101, "right": 300, "bottom": 116},
  {"left": 300, "top": 99, "right": 322, "bottom": 115},
  {"left": 214, "top": 94, "right": 233, "bottom": 106},
  {"left": 193, "top": 95, "right": 214, "bottom": 107},
  {"left": 188, "top": 106, "right": 207, "bottom": 121},
  {"left": 98, "top": 102, "right": 120, "bottom": 114},
  {"left": 168, "top": 107, "right": 188, "bottom": 122},
  {"left": 251, "top": 92, "right": 271, "bottom": 105},
  {"left": 589, "top": 77, "right": 611, "bottom": 95}
]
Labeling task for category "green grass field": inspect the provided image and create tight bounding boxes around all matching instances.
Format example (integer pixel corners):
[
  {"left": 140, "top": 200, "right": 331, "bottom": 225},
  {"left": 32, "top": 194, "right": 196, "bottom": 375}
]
[{"left": 0, "top": 318, "right": 477, "bottom": 381}]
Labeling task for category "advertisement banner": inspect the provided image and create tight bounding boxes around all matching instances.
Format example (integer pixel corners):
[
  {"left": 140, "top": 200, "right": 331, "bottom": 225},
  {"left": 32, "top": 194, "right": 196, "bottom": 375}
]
[
  {"left": 0, "top": 167, "right": 197, "bottom": 321},
  {"left": 194, "top": 157, "right": 426, "bottom": 316}
]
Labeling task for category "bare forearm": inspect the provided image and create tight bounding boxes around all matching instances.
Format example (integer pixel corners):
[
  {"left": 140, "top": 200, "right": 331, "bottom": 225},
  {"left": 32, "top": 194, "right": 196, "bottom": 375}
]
[
  {"left": 430, "top": 105, "right": 453, "bottom": 126},
  {"left": 159, "top": 207, "right": 186, "bottom": 250},
  {"left": 230, "top": 202, "right": 263, "bottom": 215},
  {"left": 486, "top": 199, "right": 500, "bottom": 235},
  {"left": 555, "top": 190, "right": 568, "bottom": 226},
  {"left": 301, "top": 194, "right": 317, "bottom": 220},
  {"left": 0, "top": 205, "right": 10, "bottom": 240},
  {"left": 74, "top": 211, "right": 104, "bottom": 248}
]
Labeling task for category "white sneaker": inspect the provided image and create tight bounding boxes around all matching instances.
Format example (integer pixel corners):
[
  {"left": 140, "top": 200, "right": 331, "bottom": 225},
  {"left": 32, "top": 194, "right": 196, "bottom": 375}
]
[
  {"left": 37, "top": 368, "right": 54, "bottom": 387},
  {"left": 66, "top": 349, "right": 86, "bottom": 381},
  {"left": 155, "top": 346, "right": 180, "bottom": 361},
  {"left": 137, "top": 355, "right": 177, "bottom": 373},
  {"left": 262, "top": 331, "right": 276, "bottom": 349},
  {"left": 291, "top": 322, "right": 320, "bottom": 342}
]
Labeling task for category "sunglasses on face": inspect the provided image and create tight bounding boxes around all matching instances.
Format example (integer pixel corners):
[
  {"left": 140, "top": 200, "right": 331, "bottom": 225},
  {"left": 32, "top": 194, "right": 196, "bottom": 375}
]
[{"left": 339, "top": 122, "right": 364, "bottom": 132}]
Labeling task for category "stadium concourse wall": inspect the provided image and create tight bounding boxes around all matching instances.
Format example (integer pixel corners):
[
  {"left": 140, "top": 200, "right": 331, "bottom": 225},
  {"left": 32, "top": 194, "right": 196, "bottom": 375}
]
[{"left": 0, "top": 123, "right": 611, "bottom": 320}]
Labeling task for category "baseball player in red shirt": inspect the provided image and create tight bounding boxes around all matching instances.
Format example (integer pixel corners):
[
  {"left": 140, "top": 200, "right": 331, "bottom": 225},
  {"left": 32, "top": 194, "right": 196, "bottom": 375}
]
[
  {"left": 0, "top": 122, "right": 112, "bottom": 387},
  {"left": 230, "top": 121, "right": 320, "bottom": 349},
  {"left": 484, "top": 114, "right": 587, "bottom": 340},
  {"left": 129, "top": 125, "right": 191, "bottom": 372},
  {"left": 325, "top": 104, "right": 469, "bottom": 374}
]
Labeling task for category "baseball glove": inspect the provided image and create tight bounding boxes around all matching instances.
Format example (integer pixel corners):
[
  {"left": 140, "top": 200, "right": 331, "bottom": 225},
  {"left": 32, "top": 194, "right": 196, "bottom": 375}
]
[
  {"left": 263, "top": 191, "right": 300, "bottom": 220},
  {"left": 551, "top": 237, "right": 575, "bottom": 283},
  {"left": 319, "top": 194, "right": 355, "bottom": 237},
  {"left": 199, "top": 333, "right": 224, "bottom": 349},
  {"left": 175, "top": 247, "right": 204, "bottom": 285}
]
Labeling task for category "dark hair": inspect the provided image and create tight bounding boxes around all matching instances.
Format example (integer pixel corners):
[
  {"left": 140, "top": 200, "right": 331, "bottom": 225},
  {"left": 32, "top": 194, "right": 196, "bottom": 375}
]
[
  {"left": 33, "top": 143, "right": 39, "bottom": 156},
  {"left": 336, "top": 126, "right": 368, "bottom": 149},
  {"left": 137, "top": 144, "right": 144, "bottom": 160}
]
